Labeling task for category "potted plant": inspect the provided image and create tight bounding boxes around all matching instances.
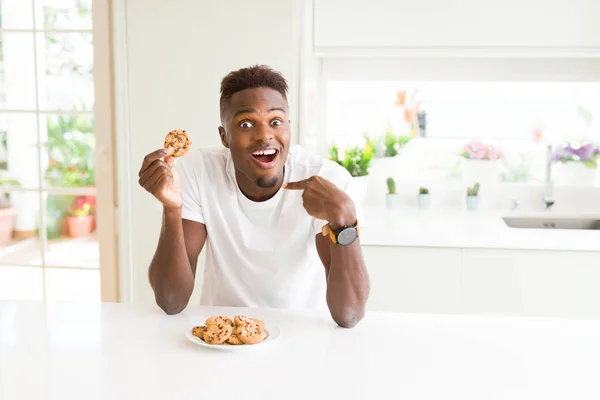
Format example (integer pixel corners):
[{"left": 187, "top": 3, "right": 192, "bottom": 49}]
[
  {"left": 418, "top": 187, "right": 431, "bottom": 209},
  {"left": 363, "top": 133, "right": 384, "bottom": 159},
  {"left": 459, "top": 140, "right": 503, "bottom": 183},
  {"left": 552, "top": 142, "right": 600, "bottom": 186},
  {"left": 385, "top": 178, "right": 401, "bottom": 209},
  {"left": 329, "top": 143, "right": 373, "bottom": 207},
  {"left": 43, "top": 115, "right": 95, "bottom": 188},
  {"left": 65, "top": 199, "right": 94, "bottom": 238},
  {"left": 383, "top": 130, "right": 399, "bottom": 158},
  {"left": 466, "top": 182, "right": 480, "bottom": 211},
  {"left": 398, "top": 134, "right": 411, "bottom": 149},
  {"left": 329, "top": 143, "right": 373, "bottom": 178},
  {"left": 0, "top": 177, "right": 20, "bottom": 246}
]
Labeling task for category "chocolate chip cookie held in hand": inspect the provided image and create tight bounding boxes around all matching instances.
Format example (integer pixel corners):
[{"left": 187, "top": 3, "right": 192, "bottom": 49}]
[{"left": 164, "top": 129, "right": 192, "bottom": 158}]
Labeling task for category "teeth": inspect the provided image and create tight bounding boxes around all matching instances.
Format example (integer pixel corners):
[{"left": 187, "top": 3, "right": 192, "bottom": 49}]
[{"left": 252, "top": 149, "right": 276, "bottom": 156}]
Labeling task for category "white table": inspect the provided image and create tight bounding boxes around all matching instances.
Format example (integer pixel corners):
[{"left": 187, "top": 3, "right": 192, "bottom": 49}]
[{"left": 1, "top": 300, "right": 600, "bottom": 399}]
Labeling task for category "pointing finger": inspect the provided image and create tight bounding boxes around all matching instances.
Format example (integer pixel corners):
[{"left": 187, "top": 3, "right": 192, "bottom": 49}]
[{"left": 283, "top": 179, "right": 309, "bottom": 190}]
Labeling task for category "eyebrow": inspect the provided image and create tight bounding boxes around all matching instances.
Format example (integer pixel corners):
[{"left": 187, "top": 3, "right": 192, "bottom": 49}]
[{"left": 233, "top": 107, "right": 286, "bottom": 117}]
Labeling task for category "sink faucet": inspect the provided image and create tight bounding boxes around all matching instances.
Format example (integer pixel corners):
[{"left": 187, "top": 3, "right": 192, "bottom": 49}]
[
  {"left": 511, "top": 198, "right": 520, "bottom": 211},
  {"left": 543, "top": 144, "right": 555, "bottom": 210}
]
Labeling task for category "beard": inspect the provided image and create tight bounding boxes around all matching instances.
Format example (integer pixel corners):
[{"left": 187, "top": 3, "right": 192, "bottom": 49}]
[
  {"left": 256, "top": 166, "right": 284, "bottom": 189},
  {"left": 256, "top": 174, "right": 281, "bottom": 189}
]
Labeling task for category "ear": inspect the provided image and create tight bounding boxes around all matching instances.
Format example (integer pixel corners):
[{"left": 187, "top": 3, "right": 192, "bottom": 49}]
[{"left": 218, "top": 126, "right": 229, "bottom": 148}]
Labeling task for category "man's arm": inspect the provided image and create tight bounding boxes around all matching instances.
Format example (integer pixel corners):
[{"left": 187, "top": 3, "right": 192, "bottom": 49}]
[
  {"left": 316, "top": 233, "right": 369, "bottom": 328},
  {"left": 284, "top": 176, "right": 369, "bottom": 328},
  {"left": 138, "top": 147, "right": 207, "bottom": 315},
  {"left": 148, "top": 208, "right": 206, "bottom": 315}
]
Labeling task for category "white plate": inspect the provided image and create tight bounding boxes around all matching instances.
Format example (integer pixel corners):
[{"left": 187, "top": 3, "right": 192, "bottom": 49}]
[{"left": 186, "top": 324, "right": 281, "bottom": 351}]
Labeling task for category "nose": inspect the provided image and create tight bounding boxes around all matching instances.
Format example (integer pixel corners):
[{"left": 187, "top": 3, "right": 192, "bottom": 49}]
[{"left": 253, "top": 122, "right": 275, "bottom": 143}]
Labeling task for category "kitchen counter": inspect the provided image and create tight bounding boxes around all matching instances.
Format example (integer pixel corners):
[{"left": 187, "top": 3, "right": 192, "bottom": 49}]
[
  {"left": 1, "top": 300, "right": 600, "bottom": 399},
  {"left": 360, "top": 208, "right": 600, "bottom": 252}
]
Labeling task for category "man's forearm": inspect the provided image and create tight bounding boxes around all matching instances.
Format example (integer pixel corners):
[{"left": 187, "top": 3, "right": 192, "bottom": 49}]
[
  {"left": 326, "top": 239, "right": 370, "bottom": 328},
  {"left": 148, "top": 207, "right": 195, "bottom": 314}
]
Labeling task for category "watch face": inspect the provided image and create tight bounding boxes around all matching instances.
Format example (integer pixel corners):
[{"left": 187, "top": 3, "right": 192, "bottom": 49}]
[{"left": 337, "top": 228, "right": 358, "bottom": 246}]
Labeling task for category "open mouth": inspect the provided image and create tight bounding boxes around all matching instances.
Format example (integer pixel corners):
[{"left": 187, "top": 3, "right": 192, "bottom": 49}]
[{"left": 251, "top": 148, "right": 279, "bottom": 167}]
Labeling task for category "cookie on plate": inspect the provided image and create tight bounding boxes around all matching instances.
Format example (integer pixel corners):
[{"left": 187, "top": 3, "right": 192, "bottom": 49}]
[
  {"left": 234, "top": 322, "right": 264, "bottom": 345},
  {"left": 234, "top": 315, "right": 264, "bottom": 329},
  {"left": 204, "top": 322, "right": 233, "bottom": 345},
  {"left": 206, "top": 316, "right": 234, "bottom": 327},
  {"left": 164, "top": 129, "right": 192, "bottom": 158},
  {"left": 191, "top": 326, "right": 208, "bottom": 341},
  {"left": 259, "top": 329, "right": 268, "bottom": 341},
  {"left": 226, "top": 332, "right": 244, "bottom": 345}
]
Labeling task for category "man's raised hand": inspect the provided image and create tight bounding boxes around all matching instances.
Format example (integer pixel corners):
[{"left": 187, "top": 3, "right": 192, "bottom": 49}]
[{"left": 138, "top": 148, "right": 182, "bottom": 209}]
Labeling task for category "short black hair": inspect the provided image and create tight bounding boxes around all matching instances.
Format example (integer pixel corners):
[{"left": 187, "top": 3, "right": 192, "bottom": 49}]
[{"left": 219, "top": 65, "right": 288, "bottom": 113}]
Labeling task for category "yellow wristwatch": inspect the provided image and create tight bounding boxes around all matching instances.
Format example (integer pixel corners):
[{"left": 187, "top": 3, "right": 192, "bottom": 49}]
[{"left": 321, "top": 220, "right": 360, "bottom": 246}]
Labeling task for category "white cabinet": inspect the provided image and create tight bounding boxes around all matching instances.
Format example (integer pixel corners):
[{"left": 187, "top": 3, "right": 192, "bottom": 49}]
[
  {"left": 363, "top": 246, "right": 600, "bottom": 318},
  {"left": 362, "top": 246, "right": 462, "bottom": 314},
  {"left": 462, "top": 249, "right": 600, "bottom": 318},
  {"left": 314, "top": 0, "right": 600, "bottom": 51}
]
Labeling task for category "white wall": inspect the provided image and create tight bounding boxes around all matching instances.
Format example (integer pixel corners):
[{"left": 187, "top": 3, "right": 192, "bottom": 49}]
[
  {"left": 118, "top": 0, "right": 303, "bottom": 305},
  {"left": 314, "top": 0, "right": 600, "bottom": 53}
]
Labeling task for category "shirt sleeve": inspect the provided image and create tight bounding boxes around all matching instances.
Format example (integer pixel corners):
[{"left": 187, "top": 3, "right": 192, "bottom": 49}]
[{"left": 176, "top": 157, "right": 205, "bottom": 224}]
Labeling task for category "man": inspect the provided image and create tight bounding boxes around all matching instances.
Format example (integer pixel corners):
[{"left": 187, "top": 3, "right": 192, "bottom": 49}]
[{"left": 138, "top": 65, "right": 369, "bottom": 328}]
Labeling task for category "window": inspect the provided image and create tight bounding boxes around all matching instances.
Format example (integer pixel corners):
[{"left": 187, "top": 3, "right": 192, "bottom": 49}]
[
  {"left": 323, "top": 77, "right": 600, "bottom": 185},
  {"left": 0, "top": 0, "right": 113, "bottom": 302},
  {"left": 326, "top": 81, "right": 600, "bottom": 142}
]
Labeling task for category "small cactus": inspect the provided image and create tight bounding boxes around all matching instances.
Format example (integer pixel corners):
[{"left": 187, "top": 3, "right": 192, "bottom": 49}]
[
  {"left": 419, "top": 187, "right": 429, "bottom": 195},
  {"left": 467, "top": 182, "right": 480, "bottom": 197},
  {"left": 387, "top": 177, "right": 396, "bottom": 194}
]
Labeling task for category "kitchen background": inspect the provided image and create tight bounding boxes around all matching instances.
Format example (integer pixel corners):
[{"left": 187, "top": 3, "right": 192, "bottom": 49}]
[{"left": 1, "top": 0, "right": 599, "bottom": 319}]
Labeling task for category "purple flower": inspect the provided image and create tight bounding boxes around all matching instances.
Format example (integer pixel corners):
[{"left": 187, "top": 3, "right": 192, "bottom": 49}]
[
  {"left": 553, "top": 143, "right": 600, "bottom": 164},
  {"left": 573, "top": 144, "right": 595, "bottom": 161}
]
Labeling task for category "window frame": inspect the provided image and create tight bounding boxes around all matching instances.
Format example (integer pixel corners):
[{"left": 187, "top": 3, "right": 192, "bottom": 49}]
[{"left": 0, "top": 0, "right": 119, "bottom": 302}]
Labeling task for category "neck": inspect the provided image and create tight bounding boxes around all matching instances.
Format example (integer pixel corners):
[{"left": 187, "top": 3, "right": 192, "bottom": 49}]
[{"left": 234, "top": 169, "right": 284, "bottom": 202}]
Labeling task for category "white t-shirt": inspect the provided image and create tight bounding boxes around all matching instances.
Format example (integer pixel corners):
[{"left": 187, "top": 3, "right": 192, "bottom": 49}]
[{"left": 176, "top": 144, "right": 361, "bottom": 310}]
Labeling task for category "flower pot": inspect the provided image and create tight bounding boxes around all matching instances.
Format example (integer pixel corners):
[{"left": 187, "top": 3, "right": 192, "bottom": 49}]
[
  {"left": 66, "top": 216, "right": 94, "bottom": 238},
  {"left": 385, "top": 193, "right": 401, "bottom": 209},
  {"left": 555, "top": 163, "right": 597, "bottom": 186},
  {"left": 418, "top": 194, "right": 431, "bottom": 209},
  {"left": 466, "top": 195, "right": 480, "bottom": 211},
  {"left": 0, "top": 207, "right": 15, "bottom": 245},
  {"left": 463, "top": 159, "right": 499, "bottom": 184}
]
